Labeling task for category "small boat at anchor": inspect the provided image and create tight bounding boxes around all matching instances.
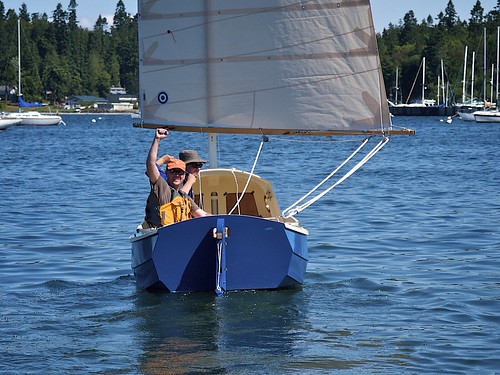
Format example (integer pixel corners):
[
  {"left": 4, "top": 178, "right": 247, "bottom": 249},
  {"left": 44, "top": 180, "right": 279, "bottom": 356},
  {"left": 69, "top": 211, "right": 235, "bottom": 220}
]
[
  {"left": 2, "top": 20, "right": 64, "bottom": 127},
  {"left": 1, "top": 110, "right": 63, "bottom": 126}
]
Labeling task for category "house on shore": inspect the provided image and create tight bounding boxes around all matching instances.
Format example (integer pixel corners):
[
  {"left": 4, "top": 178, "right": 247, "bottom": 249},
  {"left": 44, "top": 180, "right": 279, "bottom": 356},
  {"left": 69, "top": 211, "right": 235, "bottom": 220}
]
[
  {"left": 65, "top": 87, "right": 138, "bottom": 112},
  {"left": 65, "top": 95, "right": 108, "bottom": 110}
]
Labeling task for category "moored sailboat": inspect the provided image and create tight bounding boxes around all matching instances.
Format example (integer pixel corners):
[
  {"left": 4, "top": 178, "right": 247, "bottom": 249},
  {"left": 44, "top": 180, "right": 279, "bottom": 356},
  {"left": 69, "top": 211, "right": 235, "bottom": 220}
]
[
  {"left": 2, "top": 110, "right": 63, "bottom": 126},
  {"left": 1, "top": 20, "right": 63, "bottom": 126},
  {"left": 131, "top": 0, "right": 414, "bottom": 293},
  {"left": 457, "top": 27, "right": 500, "bottom": 123}
]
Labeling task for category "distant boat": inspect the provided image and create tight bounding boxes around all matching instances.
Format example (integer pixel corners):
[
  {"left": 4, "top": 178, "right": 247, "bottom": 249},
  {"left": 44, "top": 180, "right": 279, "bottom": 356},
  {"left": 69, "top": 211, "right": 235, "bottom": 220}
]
[
  {"left": 455, "top": 46, "right": 486, "bottom": 121},
  {"left": 457, "top": 111, "right": 477, "bottom": 122},
  {"left": 474, "top": 110, "right": 500, "bottom": 123},
  {"left": 130, "top": 0, "right": 415, "bottom": 294},
  {"left": 470, "top": 28, "right": 500, "bottom": 123},
  {"left": 401, "top": 57, "right": 430, "bottom": 107},
  {"left": 457, "top": 28, "right": 500, "bottom": 123},
  {"left": 1, "top": 110, "right": 63, "bottom": 126},
  {"left": 0, "top": 118, "right": 22, "bottom": 130},
  {"left": 1, "top": 20, "right": 63, "bottom": 126},
  {"left": 457, "top": 102, "right": 496, "bottom": 122},
  {"left": 388, "top": 58, "right": 454, "bottom": 116}
]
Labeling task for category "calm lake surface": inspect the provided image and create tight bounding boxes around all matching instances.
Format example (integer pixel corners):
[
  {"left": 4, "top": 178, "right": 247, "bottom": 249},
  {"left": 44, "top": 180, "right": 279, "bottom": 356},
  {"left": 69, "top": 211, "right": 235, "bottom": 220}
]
[{"left": 1, "top": 114, "right": 499, "bottom": 374}]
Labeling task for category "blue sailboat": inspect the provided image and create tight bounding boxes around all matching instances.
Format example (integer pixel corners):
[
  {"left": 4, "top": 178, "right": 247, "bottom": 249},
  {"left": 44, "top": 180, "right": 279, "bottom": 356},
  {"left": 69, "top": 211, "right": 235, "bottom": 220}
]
[{"left": 130, "top": 0, "right": 414, "bottom": 293}]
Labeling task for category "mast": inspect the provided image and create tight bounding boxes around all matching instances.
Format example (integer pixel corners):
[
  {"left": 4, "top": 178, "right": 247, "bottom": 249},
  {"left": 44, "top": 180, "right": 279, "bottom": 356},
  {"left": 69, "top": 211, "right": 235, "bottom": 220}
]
[
  {"left": 422, "top": 57, "right": 425, "bottom": 104},
  {"left": 471, "top": 51, "right": 475, "bottom": 103},
  {"left": 395, "top": 66, "right": 399, "bottom": 104},
  {"left": 17, "top": 19, "right": 21, "bottom": 112},
  {"left": 491, "top": 64, "right": 494, "bottom": 103},
  {"left": 441, "top": 59, "right": 446, "bottom": 106},
  {"left": 484, "top": 27, "right": 487, "bottom": 103},
  {"left": 497, "top": 26, "right": 499, "bottom": 102},
  {"left": 462, "top": 46, "right": 468, "bottom": 104},
  {"left": 437, "top": 75, "right": 440, "bottom": 105},
  {"left": 204, "top": 0, "right": 217, "bottom": 168}
]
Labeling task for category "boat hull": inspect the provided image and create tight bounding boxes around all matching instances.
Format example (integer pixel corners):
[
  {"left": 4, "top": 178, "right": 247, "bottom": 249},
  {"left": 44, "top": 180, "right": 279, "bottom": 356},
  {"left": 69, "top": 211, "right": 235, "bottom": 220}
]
[
  {"left": 474, "top": 112, "right": 500, "bottom": 123},
  {"left": 130, "top": 215, "right": 308, "bottom": 293},
  {"left": 0, "top": 118, "right": 22, "bottom": 130},
  {"left": 457, "top": 111, "right": 476, "bottom": 122},
  {"left": 2, "top": 111, "right": 62, "bottom": 126}
]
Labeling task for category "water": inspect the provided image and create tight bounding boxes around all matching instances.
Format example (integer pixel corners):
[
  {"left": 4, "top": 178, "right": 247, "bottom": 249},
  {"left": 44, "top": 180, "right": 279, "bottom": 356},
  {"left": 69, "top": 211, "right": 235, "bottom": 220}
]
[{"left": 1, "top": 115, "right": 499, "bottom": 374}]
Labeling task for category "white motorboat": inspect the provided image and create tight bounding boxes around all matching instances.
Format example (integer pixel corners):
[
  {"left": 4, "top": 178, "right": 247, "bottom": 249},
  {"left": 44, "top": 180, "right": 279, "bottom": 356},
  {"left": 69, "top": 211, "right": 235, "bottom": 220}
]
[
  {"left": 0, "top": 118, "right": 22, "bottom": 130},
  {"left": 474, "top": 110, "right": 500, "bottom": 123}
]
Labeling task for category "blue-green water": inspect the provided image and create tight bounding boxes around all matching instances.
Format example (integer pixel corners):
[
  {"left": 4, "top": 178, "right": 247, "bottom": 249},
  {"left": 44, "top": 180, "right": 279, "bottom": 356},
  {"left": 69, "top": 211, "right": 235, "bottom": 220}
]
[{"left": 1, "top": 115, "right": 499, "bottom": 374}]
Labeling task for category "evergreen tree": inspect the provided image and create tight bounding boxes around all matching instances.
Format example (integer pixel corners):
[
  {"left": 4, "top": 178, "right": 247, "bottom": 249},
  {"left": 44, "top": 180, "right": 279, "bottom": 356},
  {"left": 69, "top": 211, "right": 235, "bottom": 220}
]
[
  {"left": 441, "top": 0, "right": 459, "bottom": 29},
  {"left": 111, "top": 0, "right": 137, "bottom": 92},
  {"left": 470, "top": 0, "right": 485, "bottom": 25},
  {"left": 52, "top": 3, "right": 68, "bottom": 55}
]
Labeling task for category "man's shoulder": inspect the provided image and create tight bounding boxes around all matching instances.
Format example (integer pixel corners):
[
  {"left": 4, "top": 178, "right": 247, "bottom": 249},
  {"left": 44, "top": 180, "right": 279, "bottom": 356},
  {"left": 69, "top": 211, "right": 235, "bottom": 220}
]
[{"left": 154, "top": 177, "right": 174, "bottom": 195}]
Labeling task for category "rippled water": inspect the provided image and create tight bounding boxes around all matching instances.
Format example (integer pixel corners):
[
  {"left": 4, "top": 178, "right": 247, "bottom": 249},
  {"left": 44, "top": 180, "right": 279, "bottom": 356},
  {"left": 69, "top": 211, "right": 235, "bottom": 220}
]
[{"left": 1, "top": 115, "right": 499, "bottom": 374}]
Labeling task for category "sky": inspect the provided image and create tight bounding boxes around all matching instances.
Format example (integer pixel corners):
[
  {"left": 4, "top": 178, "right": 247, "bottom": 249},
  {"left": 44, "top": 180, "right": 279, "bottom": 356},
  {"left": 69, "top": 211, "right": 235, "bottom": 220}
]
[{"left": 2, "top": 0, "right": 498, "bottom": 32}]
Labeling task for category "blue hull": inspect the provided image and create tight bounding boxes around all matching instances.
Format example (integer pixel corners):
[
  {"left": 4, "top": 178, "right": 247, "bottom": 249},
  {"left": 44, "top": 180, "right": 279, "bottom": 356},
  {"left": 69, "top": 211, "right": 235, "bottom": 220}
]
[{"left": 131, "top": 215, "right": 308, "bottom": 293}]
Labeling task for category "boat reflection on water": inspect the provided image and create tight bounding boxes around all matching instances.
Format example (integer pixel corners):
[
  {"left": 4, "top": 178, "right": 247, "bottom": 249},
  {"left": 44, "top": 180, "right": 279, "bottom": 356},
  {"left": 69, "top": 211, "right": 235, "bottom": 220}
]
[{"left": 134, "top": 290, "right": 310, "bottom": 373}]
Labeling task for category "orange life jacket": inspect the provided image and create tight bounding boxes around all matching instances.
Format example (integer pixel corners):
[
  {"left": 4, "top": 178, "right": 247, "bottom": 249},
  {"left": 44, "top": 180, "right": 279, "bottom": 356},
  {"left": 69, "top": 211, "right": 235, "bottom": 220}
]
[{"left": 159, "top": 191, "right": 192, "bottom": 226}]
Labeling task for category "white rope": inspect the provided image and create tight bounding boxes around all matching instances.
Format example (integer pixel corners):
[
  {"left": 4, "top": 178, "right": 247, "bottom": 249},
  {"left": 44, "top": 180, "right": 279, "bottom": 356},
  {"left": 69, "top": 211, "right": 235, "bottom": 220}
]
[
  {"left": 283, "top": 136, "right": 389, "bottom": 218},
  {"left": 282, "top": 137, "right": 370, "bottom": 217},
  {"left": 216, "top": 241, "right": 223, "bottom": 294},
  {"left": 230, "top": 169, "right": 241, "bottom": 215},
  {"left": 228, "top": 138, "right": 266, "bottom": 215}
]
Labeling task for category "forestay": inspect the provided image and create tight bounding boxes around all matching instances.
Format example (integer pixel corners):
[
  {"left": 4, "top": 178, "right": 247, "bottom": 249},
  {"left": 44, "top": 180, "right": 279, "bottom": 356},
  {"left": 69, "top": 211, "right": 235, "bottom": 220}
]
[{"left": 138, "top": 0, "right": 411, "bottom": 136}]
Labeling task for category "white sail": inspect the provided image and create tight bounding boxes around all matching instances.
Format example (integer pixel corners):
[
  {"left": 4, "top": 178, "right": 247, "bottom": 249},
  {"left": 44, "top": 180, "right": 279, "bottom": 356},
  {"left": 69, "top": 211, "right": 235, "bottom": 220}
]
[{"left": 138, "top": 0, "right": 394, "bottom": 135}]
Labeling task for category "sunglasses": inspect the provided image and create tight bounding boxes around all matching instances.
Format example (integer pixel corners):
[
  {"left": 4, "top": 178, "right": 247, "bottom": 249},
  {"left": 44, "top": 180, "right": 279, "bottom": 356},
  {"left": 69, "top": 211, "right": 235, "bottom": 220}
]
[
  {"left": 188, "top": 163, "right": 204, "bottom": 169},
  {"left": 168, "top": 169, "right": 185, "bottom": 175}
]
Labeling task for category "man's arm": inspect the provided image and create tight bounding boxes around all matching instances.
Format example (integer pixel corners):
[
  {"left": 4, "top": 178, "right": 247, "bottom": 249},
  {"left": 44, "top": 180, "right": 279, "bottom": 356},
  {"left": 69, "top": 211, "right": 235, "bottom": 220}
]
[
  {"left": 192, "top": 208, "right": 210, "bottom": 217},
  {"left": 146, "top": 128, "right": 169, "bottom": 183},
  {"left": 157, "top": 154, "right": 174, "bottom": 166},
  {"left": 180, "top": 173, "right": 196, "bottom": 195}
]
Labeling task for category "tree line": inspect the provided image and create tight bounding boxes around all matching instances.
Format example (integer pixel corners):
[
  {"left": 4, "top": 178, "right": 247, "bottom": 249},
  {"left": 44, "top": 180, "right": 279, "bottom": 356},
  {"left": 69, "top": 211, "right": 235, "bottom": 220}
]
[
  {"left": 0, "top": 0, "right": 499, "bottom": 107},
  {"left": 0, "top": 0, "right": 137, "bottom": 105}
]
